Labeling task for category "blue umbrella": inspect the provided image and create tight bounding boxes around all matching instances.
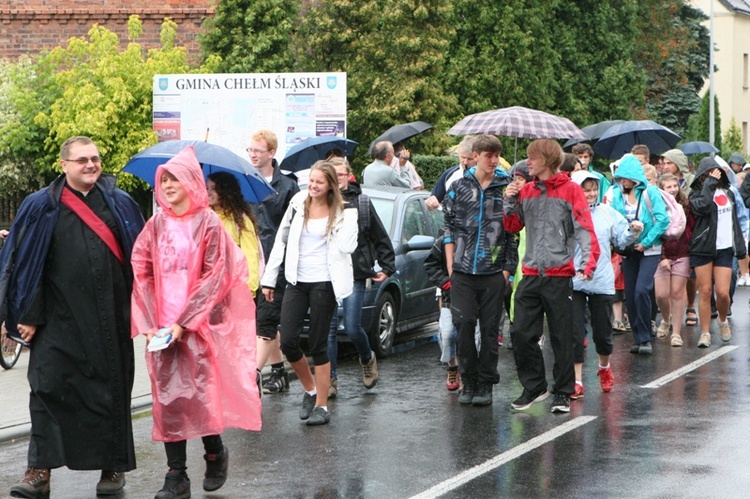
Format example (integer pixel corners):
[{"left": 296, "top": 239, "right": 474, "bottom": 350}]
[
  {"left": 563, "top": 120, "right": 626, "bottom": 149},
  {"left": 279, "top": 136, "right": 359, "bottom": 172},
  {"left": 678, "top": 141, "right": 719, "bottom": 156},
  {"left": 122, "top": 140, "right": 274, "bottom": 203},
  {"left": 593, "top": 120, "right": 682, "bottom": 159}
]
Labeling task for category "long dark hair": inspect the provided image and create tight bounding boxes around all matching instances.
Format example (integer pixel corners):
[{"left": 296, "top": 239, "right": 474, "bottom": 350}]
[{"left": 207, "top": 172, "right": 258, "bottom": 235}]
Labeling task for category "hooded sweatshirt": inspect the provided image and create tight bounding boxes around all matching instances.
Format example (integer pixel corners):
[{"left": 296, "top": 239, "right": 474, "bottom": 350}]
[
  {"left": 130, "top": 145, "right": 262, "bottom": 441},
  {"left": 688, "top": 157, "right": 747, "bottom": 259},
  {"left": 606, "top": 154, "right": 669, "bottom": 252}
]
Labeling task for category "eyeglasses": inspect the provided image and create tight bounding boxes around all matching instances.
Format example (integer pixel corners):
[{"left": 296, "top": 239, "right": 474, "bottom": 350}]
[
  {"left": 246, "top": 148, "right": 268, "bottom": 154},
  {"left": 64, "top": 156, "right": 101, "bottom": 165}
]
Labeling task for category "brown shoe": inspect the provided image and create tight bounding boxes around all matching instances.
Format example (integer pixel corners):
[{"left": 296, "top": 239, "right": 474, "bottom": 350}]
[
  {"left": 361, "top": 351, "right": 379, "bottom": 389},
  {"left": 9, "top": 467, "right": 50, "bottom": 499},
  {"left": 96, "top": 470, "right": 126, "bottom": 495}
]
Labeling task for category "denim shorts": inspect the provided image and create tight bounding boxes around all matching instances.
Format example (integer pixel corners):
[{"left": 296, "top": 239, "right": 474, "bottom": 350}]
[{"left": 691, "top": 247, "right": 734, "bottom": 269}]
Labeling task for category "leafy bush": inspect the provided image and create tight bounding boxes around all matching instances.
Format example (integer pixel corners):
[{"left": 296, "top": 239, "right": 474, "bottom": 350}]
[{"left": 412, "top": 155, "right": 457, "bottom": 190}]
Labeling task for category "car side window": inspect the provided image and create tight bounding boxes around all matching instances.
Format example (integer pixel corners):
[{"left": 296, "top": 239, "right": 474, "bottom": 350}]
[
  {"left": 427, "top": 206, "right": 444, "bottom": 235},
  {"left": 402, "top": 199, "right": 427, "bottom": 243}
]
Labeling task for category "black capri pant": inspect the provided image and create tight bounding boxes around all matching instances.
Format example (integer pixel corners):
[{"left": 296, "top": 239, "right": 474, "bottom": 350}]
[
  {"left": 279, "top": 281, "right": 337, "bottom": 366},
  {"left": 572, "top": 291, "right": 614, "bottom": 364}
]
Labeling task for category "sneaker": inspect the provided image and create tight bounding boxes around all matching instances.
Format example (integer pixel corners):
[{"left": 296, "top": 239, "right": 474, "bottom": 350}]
[
  {"left": 472, "top": 381, "right": 493, "bottom": 406},
  {"left": 570, "top": 382, "right": 584, "bottom": 400},
  {"left": 538, "top": 335, "right": 546, "bottom": 349},
  {"left": 497, "top": 335, "right": 503, "bottom": 347},
  {"left": 263, "top": 367, "right": 290, "bottom": 394},
  {"left": 361, "top": 351, "right": 379, "bottom": 389},
  {"left": 458, "top": 376, "right": 477, "bottom": 405},
  {"left": 446, "top": 367, "right": 460, "bottom": 391},
  {"left": 155, "top": 469, "right": 190, "bottom": 499},
  {"left": 711, "top": 309, "right": 718, "bottom": 319},
  {"left": 203, "top": 446, "right": 228, "bottom": 492},
  {"left": 597, "top": 366, "right": 615, "bottom": 392},
  {"left": 639, "top": 342, "right": 653, "bottom": 354},
  {"left": 550, "top": 393, "right": 571, "bottom": 413},
  {"left": 299, "top": 392, "right": 316, "bottom": 420},
  {"left": 697, "top": 332, "right": 711, "bottom": 348},
  {"left": 629, "top": 344, "right": 641, "bottom": 354},
  {"left": 511, "top": 388, "right": 549, "bottom": 410},
  {"left": 328, "top": 377, "right": 338, "bottom": 398},
  {"left": 96, "top": 470, "right": 126, "bottom": 496},
  {"left": 306, "top": 406, "right": 330, "bottom": 426},
  {"left": 738, "top": 275, "right": 748, "bottom": 287},
  {"left": 719, "top": 320, "right": 732, "bottom": 342},
  {"left": 10, "top": 468, "right": 50, "bottom": 499}
]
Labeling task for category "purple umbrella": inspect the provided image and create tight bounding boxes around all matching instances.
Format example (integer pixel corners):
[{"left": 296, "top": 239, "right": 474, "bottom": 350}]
[{"left": 447, "top": 106, "right": 588, "bottom": 141}]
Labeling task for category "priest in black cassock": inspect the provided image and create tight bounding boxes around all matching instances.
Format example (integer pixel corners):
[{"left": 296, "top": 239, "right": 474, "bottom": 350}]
[{"left": 0, "top": 136, "right": 145, "bottom": 498}]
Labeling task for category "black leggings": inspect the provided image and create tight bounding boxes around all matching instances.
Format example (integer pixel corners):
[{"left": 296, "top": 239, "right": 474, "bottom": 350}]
[{"left": 164, "top": 435, "right": 223, "bottom": 471}]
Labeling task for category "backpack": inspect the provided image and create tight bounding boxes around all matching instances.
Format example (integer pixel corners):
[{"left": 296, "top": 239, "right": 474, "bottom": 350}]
[{"left": 642, "top": 187, "right": 686, "bottom": 240}]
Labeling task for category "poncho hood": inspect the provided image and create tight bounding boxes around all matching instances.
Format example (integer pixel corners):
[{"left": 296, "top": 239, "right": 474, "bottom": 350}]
[
  {"left": 155, "top": 146, "right": 208, "bottom": 217},
  {"left": 613, "top": 154, "right": 647, "bottom": 188}
]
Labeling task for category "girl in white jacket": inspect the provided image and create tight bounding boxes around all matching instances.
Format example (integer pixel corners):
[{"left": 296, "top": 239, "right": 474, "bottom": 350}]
[{"left": 261, "top": 160, "right": 358, "bottom": 426}]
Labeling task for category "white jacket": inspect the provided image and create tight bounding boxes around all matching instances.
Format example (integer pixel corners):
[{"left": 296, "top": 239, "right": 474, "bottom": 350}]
[{"left": 261, "top": 190, "right": 358, "bottom": 301}]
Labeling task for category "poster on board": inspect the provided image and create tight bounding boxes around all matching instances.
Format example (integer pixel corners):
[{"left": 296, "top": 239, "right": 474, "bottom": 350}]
[{"left": 152, "top": 72, "right": 347, "bottom": 161}]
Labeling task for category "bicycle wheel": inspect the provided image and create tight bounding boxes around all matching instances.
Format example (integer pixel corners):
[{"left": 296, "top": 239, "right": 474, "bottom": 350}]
[{"left": 0, "top": 322, "right": 22, "bottom": 370}]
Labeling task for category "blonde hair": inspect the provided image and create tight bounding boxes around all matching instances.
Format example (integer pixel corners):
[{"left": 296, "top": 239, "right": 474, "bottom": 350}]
[
  {"left": 643, "top": 164, "right": 657, "bottom": 185},
  {"left": 304, "top": 160, "right": 344, "bottom": 235},
  {"left": 250, "top": 129, "right": 278, "bottom": 152}
]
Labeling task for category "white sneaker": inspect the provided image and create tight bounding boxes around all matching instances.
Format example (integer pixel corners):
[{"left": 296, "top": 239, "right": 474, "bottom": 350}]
[{"left": 738, "top": 275, "right": 748, "bottom": 287}]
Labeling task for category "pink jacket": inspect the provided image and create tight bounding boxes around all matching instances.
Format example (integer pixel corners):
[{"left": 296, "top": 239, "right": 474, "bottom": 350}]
[{"left": 131, "top": 146, "right": 261, "bottom": 441}]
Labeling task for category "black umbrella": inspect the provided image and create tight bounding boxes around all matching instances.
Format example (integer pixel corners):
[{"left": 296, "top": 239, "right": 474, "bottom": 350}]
[
  {"left": 563, "top": 120, "right": 626, "bottom": 149},
  {"left": 678, "top": 141, "right": 719, "bottom": 156},
  {"left": 593, "top": 120, "right": 682, "bottom": 159},
  {"left": 367, "top": 121, "right": 433, "bottom": 155},
  {"left": 279, "top": 136, "right": 359, "bottom": 172}
]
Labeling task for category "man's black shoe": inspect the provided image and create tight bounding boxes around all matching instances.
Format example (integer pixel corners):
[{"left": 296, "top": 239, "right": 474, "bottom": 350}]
[
  {"left": 472, "top": 381, "right": 493, "bottom": 406},
  {"left": 155, "top": 469, "right": 190, "bottom": 499},
  {"left": 511, "top": 388, "right": 549, "bottom": 411},
  {"left": 458, "top": 376, "right": 477, "bottom": 405}
]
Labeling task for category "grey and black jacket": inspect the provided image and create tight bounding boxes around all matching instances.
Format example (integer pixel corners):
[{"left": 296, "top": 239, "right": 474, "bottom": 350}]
[{"left": 443, "top": 167, "right": 517, "bottom": 276}]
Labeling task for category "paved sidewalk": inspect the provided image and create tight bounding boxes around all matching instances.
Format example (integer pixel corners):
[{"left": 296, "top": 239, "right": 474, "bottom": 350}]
[{"left": 0, "top": 336, "right": 154, "bottom": 443}]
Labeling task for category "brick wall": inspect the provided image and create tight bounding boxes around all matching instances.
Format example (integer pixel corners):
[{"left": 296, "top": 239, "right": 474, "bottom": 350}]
[{"left": 0, "top": 1, "right": 216, "bottom": 60}]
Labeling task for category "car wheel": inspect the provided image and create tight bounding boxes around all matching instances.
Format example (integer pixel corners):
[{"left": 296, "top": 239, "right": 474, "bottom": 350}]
[{"left": 369, "top": 291, "right": 396, "bottom": 358}]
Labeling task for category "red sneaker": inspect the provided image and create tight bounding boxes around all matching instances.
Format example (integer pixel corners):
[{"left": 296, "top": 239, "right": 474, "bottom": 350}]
[
  {"left": 598, "top": 366, "right": 615, "bottom": 393},
  {"left": 446, "top": 368, "right": 460, "bottom": 391},
  {"left": 571, "top": 382, "right": 584, "bottom": 400}
]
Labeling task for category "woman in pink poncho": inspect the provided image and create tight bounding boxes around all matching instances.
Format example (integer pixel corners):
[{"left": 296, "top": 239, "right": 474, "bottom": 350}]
[{"left": 130, "top": 146, "right": 261, "bottom": 499}]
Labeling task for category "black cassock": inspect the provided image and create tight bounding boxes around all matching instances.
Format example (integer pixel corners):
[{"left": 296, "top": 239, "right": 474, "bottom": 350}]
[{"left": 23, "top": 186, "right": 136, "bottom": 471}]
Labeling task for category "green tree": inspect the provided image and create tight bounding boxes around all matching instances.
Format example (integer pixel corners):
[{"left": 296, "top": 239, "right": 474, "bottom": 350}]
[
  {"left": 199, "top": 0, "right": 299, "bottom": 72},
  {"left": 294, "top": 0, "right": 456, "bottom": 169},
  {"left": 686, "top": 90, "right": 722, "bottom": 152},
  {"left": 0, "top": 16, "right": 219, "bottom": 197},
  {"left": 722, "top": 117, "right": 744, "bottom": 157},
  {"left": 638, "top": 2, "right": 710, "bottom": 137}
]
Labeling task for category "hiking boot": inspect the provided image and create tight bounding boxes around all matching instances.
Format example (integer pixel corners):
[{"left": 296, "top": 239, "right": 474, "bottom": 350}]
[
  {"left": 203, "top": 446, "right": 228, "bottom": 492},
  {"left": 306, "top": 406, "right": 330, "bottom": 426},
  {"left": 10, "top": 467, "right": 50, "bottom": 499},
  {"left": 458, "top": 375, "right": 477, "bottom": 405},
  {"left": 550, "top": 393, "right": 571, "bottom": 413},
  {"left": 328, "top": 377, "right": 338, "bottom": 398},
  {"left": 570, "top": 382, "right": 584, "bottom": 400},
  {"left": 598, "top": 365, "right": 615, "bottom": 393},
  {"left": 511, "top": 388, "right": 549, "bottom": 411},
  {"left": 472, "top": 381, "right": 493, "bottom": 406},
  {"left": 262, "top": 367, "right": 290, "bottom": 394},
  {"left": 361, "top": 351, "right": 379, "bottom": 389},
  {"left": 155, "top": 469, "right": 190, "bottom": 499},
  {"left": 719, "top": 320, "right": 732, "bottom": 342},
  {"left": 96, "top": 470, "right": 126, "bottom": 496},
  {"left": 446, "top": 367, "right": 460, "bottom": 391},
  {"left": 299, "top": 392, "right": 316, "bottom": 420}
]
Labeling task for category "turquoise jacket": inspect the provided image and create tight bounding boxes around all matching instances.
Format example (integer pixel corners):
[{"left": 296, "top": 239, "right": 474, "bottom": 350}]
[{"left": 607, "top": 154, "right": 669, "bottom": 249}]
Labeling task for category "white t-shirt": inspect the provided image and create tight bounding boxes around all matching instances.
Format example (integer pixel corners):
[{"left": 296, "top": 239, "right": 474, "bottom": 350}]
[
  {"left": 297, "top": 216, "right": 330, "bottom": 282},
  {"left": 714, "top": 189, "right": 733, "bottom": 250}
]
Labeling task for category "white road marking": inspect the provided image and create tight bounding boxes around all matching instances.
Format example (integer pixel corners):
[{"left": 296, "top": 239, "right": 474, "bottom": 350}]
[
  {"left": 409, "top": 416, "right": 597, "bottom": 499},
  {"left": 641, "top": 345, "right": 739, "bottom": 389}
]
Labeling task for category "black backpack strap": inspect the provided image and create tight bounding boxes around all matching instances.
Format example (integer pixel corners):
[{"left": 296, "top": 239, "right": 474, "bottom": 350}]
[{"left": 358, "top": 193, "right": 370, "bottom": 232}]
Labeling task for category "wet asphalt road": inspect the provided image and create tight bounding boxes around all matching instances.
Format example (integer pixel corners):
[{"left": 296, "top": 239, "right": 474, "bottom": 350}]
[{"left": 2, "top": 291, "right": 750, "bottom": 498}]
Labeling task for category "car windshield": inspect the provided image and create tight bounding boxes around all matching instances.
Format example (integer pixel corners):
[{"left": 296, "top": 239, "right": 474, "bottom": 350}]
[{"left": 370, "top": 197, "right": 394, "bottom": 234}]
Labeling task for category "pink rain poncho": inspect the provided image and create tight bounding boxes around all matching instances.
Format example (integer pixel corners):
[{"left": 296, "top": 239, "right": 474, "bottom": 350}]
[{"left": 130, "top": 146, "right": 262, "bottom": 442}]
